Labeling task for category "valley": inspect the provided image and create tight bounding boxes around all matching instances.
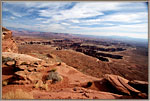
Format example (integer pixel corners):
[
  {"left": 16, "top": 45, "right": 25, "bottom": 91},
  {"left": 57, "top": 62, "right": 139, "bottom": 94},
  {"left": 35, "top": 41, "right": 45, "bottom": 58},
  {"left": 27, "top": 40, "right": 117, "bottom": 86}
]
[
  {"left": 13, "top": 30, "right": 148, "bottom": 81},
  {"left": 2, "top": 28, "right": 148, "bottom": 99}
]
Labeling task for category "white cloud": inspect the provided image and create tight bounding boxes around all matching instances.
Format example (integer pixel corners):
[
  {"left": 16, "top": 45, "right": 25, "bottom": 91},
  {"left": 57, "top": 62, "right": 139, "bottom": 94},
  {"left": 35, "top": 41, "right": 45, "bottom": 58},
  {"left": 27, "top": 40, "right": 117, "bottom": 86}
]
[
  {"left": 70, "top": 20, "right": 80, "bottom": 23},
  {"left": 69, "top": 26, "right": 83, "bottom": 29},
  {"left": 41, "top": 19, "right": 52, "bottom": 23},
  {"left": 102, "top": 12, "right": 148, "bottom": 23},
  {"left": 39, "top": 2, "right": 112, "bottom": 20},
  {"left": 10, "top": 16, "right": 16, "bottom": 20},
  {"left": 77, "top": 12, "right": 147, "bottom": 25},
  {"left": 12, "top": 12, "right": 22, "bottom": 17},
  {"left": 61, "top": 23, "right": 70, "bottom": 26},
  {"left": 3, "top": 2, "right": 148, "bottom": 39},
  {"left": 66, "top": 22, "right": 148, "bottom": 39},
  {"left": 38, "top": 2, "right": 147, "bottom": 27},
  {"left": 35, "top": 18, "right": 45, "bottom": 21}
]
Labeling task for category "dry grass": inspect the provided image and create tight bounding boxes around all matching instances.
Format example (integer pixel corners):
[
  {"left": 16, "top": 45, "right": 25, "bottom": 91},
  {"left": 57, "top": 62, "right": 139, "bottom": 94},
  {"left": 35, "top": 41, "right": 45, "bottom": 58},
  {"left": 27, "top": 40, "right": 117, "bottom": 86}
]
[
  {"left": 34, "top": 80, "right": 49, "bottom": 91},
  {"left": 2, "top": 80, "right": 9, "bottom": 86},
  {"left": 41, "top": 83, "right": 49, "bottom": 91},
  {"left": 2, "top": 89, "right": 34, "bottom": 99}
]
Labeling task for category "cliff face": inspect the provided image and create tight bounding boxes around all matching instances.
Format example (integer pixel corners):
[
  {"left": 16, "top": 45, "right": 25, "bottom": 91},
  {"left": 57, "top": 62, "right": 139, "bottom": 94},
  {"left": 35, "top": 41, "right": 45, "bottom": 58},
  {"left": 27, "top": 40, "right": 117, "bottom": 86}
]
[{"left": 2, "top": 27, "right": 18, "bottom": 53}]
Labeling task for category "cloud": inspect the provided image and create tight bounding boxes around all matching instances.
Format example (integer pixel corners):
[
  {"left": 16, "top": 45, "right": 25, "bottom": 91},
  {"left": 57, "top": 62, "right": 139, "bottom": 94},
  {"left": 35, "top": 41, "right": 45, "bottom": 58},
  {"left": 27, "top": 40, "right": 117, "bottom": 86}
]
[
  {"left": 102, "top": 12, "right": 147, "bottom": 23},
  {"left": 61, "top": 23, "right": 70, "bottom": 26},
  {"left": 2, "top": 2, "right": 148, "bottom": 39},
  {"left": 70, "top": 20, "right": 80, "bottom": 23},
  {"left": 10, "top": 16, "right": 16, "bottom": 19},
  {"left": 35, "top": 18, "right": 45, "bottom": 21},
  {"left": 38, "top": 2, "right": 109, "bottom": 20}
]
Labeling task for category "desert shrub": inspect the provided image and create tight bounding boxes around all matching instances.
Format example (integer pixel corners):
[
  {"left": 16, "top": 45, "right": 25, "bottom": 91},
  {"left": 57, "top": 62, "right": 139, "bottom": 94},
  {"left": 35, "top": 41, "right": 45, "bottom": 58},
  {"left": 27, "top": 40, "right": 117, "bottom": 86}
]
[
  {"left": 34, "top": 81, "right": 48, "bottom": 91},
  {"left": 41, "top": 84, "right": 48, "bottom": 91},
  {"left": 2, "top": 57, "right": 14, "bottom": 63},
  {"left": 2, "top": 80, "right": 9, "bottom": 86},
  {"left": 47, "top": 71, "right": 62, "bottom": 83},
  {"left": 34, "top": 82, "right": 39, "bottom": 89},
  {"left": 2, "top": 89, "right": 33, "bottom": 99}
]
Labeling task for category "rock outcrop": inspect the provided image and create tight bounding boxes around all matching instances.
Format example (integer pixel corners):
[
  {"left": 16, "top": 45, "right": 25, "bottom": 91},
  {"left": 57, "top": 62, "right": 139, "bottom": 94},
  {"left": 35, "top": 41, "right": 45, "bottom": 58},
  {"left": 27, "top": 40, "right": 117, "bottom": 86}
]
[
  {"left": 2, "top": 27, "right": 18, "bottom": 53},
  {"left": 2, "top": 52, "right": 149, "bottom": 99},
  {"left": 104, "top": 74, "right": 148, "bottom": 98},
  {"left": 2, "top": 52, "right": 63, "bottom": 86}
]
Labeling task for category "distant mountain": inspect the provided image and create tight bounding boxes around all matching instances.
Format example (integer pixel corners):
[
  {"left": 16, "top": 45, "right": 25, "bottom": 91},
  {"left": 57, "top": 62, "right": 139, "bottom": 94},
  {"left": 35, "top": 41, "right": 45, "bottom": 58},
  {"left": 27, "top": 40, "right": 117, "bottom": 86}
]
[
  {"left": 74, "top": 34, "right": 148, "bottom": 43},
  {"left": 7, "top": 26, "right": 148, "bottom": 46},
  {"left": 5, "top": 27, "right": 34, "bottom": 32}
]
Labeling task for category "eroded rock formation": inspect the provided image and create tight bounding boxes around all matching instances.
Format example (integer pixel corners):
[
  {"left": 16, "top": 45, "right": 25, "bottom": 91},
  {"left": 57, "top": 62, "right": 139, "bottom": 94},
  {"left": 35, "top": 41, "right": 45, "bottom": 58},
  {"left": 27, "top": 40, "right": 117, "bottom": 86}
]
[
  {"left": 2, "top": 52, "right": 148, "bottom": 99},
  {"left": 2, "top": 27, "right": 18, "bottom": 53}
]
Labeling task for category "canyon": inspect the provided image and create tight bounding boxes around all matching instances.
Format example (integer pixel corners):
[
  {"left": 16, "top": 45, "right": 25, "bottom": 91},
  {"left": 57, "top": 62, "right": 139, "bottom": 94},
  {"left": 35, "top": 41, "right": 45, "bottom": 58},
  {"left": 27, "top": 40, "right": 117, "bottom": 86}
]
[{"left": 2, "top": 27, "right": 148, "bottom": 99}]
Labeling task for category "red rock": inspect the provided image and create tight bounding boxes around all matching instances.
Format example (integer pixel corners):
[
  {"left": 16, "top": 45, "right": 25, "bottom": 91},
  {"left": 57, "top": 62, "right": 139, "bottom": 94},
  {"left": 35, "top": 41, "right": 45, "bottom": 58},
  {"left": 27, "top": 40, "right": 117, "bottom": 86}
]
[
  {"left": 14, "top": 80, "right": 30, "bottom": 85},
  {"left": 2, "top": 27, "right": 18, "bottom": 53},
  {"left": 138, "top": 93, "right": 147, "bottom": 99},
  {"left": 15, "top": 71, "right": 27, "bottom": 80},
  {"left": 27, "top": 72, "right": 42, "bottom": 83},
  {"left": 46, "top": 80, "right": 52, "bottom": 85},
  {"left": 36, "top": 66, "right": 43, "bottom": 72},
  {"left": 28, "top": 67, "right": 36, "bottom": 71},
  {"left": 6, "top": 61, "right": 15, "bottom": 66},
  {"left": 128, "top": 80, "right": 148, "bottom": 95},
  {"left": 104, "top": 74, "right": 145, "bottom": 97},
  {"left": 18, "top": 65, "right": 27, "bottom": 70},
  {"left": 15, "top": 60, "right": 24, "bottom": 66},
  {"left": 117, "top": 76, "right": 140, "bottom": 93},
  {"left": 129, "top": 80, "right": 148, "bottom": 85},
  {"left": 104, "top": 74, "right": 130, "bottom": 95}
]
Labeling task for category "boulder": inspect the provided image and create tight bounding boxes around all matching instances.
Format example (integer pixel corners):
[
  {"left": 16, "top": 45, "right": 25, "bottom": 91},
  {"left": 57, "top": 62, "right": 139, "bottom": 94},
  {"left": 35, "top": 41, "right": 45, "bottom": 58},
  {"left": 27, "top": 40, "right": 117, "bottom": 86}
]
[
  {"left": 104, "top": 74, "right": 140, "bottom": 95},
  {"left": 28, "top": 67, "right": 36, "bottom": 72},
  {"left": 15, "top": 71, "right": 27, "bottom": 80},
  {"left": 2, "top": 52, "right": 42, "bottom": 63},
  {"left": 36, "top": 66, "right": 44, "bottom": 72},
  {"left": 18, "top": 65, "right": 27, "bottom": 70},
  {"left": 15, "top": 60, "right": 25, "bottom": 66},
  {"left": 6, "top": 61, "right": 15, "bottom": 66},
  {"left": 14, "top": 80, "right": 30, "bottom": 85},
  {"left": 27, "top": 72, "right": 42, "bottom": 83},
  {"left": 128, "top": 80, "right": 148, "bottom": 94}
]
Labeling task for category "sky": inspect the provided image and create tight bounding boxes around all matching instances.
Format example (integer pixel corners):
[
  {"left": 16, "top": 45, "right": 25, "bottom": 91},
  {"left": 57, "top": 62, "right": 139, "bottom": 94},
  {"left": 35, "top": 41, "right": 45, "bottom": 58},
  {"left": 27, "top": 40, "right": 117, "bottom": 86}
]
[{"left": 2, "top": 2, "right": 148, "bottom": 39}]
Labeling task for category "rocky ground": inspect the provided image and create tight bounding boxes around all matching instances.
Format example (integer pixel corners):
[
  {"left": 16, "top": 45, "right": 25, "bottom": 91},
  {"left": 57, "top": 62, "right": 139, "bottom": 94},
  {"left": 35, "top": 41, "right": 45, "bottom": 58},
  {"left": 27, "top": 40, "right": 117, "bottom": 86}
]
[{"left": 2, "top": 27, "right": 149, "bottom": 99}]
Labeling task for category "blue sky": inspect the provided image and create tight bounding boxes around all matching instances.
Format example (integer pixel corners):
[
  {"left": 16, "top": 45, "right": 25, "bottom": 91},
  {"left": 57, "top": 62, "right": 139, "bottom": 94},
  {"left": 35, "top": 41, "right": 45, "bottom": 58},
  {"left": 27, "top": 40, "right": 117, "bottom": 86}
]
[{"left": 2, "top": 2, "right": 148, "bottom": 39}]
